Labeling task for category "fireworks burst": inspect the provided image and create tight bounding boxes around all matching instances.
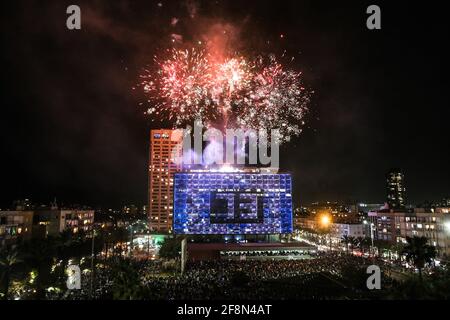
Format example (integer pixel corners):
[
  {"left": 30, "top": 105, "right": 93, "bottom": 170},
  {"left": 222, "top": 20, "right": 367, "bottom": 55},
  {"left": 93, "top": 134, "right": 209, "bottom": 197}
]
[
  {"left": 140, "top": 48, "right": 217, "bottom": 125},
  {"left": 236, "top": 55, "right": 310, "bottom": 140},
  {"left": 140, "top": 47, "right": 311, "bottom": 141}
]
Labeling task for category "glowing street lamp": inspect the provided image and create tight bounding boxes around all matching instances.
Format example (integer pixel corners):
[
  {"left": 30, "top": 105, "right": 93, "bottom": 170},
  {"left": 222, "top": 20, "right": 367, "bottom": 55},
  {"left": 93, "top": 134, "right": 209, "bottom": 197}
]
[
  {"left": 319, "top": 214, "right": 331, "bottom": 228},
  {"left": 363, "top": 220, "right": 375, "bottom": 256},
  {"left": 318, "top": 213, "right": 332, "bottom": 250}
]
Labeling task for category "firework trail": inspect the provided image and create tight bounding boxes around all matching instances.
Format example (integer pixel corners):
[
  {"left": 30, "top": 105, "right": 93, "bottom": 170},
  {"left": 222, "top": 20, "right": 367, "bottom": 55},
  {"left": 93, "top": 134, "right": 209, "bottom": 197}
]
[{"left": 140, "top": 47, "right": 311, "bottom": 142}]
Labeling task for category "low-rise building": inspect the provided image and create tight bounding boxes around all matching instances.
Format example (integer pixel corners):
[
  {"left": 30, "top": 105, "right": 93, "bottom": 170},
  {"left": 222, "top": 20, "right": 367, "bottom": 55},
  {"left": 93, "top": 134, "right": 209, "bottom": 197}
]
[
  {"left": 368, "top": 208, "right": 450, "bottom": 258},
  {"left": 0, "top": 208, "right": 94, "bottom": 245},
  {"left": 33, "top": 209, "right": 94, "bottom": 237},
  {"left": 302, "top": 201, "right": 359, "bottom": 223},
  {"left": 295, "top": 215, "right": 367, "bottom": 250},
  {"left": 0, "top": 211, "right": 34, "bottom": 246},
  {"left": 331, "top": 223, "right": 366, "bottom": 239}
]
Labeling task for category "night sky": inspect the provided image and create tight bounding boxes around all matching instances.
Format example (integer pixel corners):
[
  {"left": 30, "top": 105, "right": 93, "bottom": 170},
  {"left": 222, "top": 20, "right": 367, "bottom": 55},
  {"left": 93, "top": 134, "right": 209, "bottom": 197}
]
[{"left": 1, "top": 0, "right": 449, "bottom": 208}]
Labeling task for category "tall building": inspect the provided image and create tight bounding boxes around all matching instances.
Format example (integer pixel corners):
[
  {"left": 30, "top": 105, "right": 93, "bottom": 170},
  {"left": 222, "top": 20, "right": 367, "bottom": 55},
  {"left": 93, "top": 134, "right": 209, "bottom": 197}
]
[
  {"left": 148, "top": 129, "right": 182, "bottom": 232},
  {"left": 386, "top": 169, "right": 406, "bottom": 210}
]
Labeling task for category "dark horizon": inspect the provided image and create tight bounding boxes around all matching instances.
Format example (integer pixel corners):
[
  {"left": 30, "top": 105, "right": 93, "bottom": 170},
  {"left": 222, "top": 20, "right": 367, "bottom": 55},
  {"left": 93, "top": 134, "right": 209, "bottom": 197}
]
[{"left": 1, "top": 0, "right": 449, "bottom": 208}]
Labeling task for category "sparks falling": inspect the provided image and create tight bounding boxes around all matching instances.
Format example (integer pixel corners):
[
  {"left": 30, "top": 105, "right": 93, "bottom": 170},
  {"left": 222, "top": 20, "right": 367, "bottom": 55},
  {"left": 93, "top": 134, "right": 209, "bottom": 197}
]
[{"left": 140, "top": 47, "right": 311, "bottom": 142}]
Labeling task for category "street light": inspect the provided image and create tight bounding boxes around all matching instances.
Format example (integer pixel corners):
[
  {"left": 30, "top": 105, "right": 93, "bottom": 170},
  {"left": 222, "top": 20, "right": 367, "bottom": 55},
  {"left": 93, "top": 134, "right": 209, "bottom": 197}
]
[
  {"left": 363, "top": 220, "right": 375, "bottom": 256},
  {"left": 128, "top": 224, "right": 135, "bottom": 257},
  {"left": 89, "top": 226, "right": 96, "bottom": 299},
  {"left": 320, "top": 214, "right": 331, "bottom": 228},
  {"left": 318, "top": 213, "right": 332, "bottom": 251}
]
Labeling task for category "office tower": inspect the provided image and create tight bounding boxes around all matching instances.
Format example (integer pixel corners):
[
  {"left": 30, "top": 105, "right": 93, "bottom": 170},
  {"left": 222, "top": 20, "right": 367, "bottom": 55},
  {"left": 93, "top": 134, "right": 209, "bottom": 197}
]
[
  {"left": 386, "top": 169, "right": 406, "bottom": 210},
  {"left": 148, "top": 129, "right": 182, "bottom": 232}
]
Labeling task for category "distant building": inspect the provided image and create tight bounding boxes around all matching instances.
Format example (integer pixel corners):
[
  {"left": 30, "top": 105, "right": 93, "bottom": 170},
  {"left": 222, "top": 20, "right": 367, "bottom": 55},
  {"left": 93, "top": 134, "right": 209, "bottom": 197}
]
[
  {"left": 33, "top": 209, "right": 94, "bottom": 237},
  {"left": 386, "top": 169, "right": 406, "bottom": 210},
  {"left": 437, "top": 198, "right": 450, "bottom": 207},
  {"left": 295, "top": 216, "right": 366, "bottom": 241},
  {"left": 357, "top": 203, "right": 384, "bottom": 216},
  {"left": 294, "top": 216, "right": 317, "bottom": 231},
  {"left": 12, "top": 199, "right": 33, "bottom": 211},
  {"left": 330, "top": 223, "right": 366, "bottom": 239},
  {"left": 301, "top": 201, "right": 359, "bottom": 223},
  {"left": 0, "top": 211, "right": 33, "bottom": 246},
  {"left": 122, "top": 205, "right": 138, "bottom": 215},
  {"left": 0, "top": 207, "right": 94, "bottom": 245},
  {"left": 148, "top": 129, "right": 182, "bottom": 232}
]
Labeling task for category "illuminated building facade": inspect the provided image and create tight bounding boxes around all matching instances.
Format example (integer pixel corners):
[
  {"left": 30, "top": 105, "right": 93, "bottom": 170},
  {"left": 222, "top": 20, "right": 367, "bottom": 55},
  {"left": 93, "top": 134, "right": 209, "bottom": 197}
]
[
  {"left": 368, "top": 208, "right": 450, "bottom": 257},
  {"left": 0, "top": 209, "right": 94, "bottom": 244},
  {"left": 173, "top": 172, "right": 293, "bottom": 234},
  {"left": 148, "top": 129, "right": 182, "bottom": 232},
  {"left": 33, "top": 209, "right": 94, "bottom": 237},
  {"left": 0, "top": 211, "right": 33, "bottom": 246},
  {"left": 386, "top": 169, "right": 406, "bottom": 210}
]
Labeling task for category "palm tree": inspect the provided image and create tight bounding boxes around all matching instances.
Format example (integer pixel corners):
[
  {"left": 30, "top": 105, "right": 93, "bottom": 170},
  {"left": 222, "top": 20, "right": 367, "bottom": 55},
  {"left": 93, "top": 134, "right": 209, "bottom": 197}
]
[
  {"left": 356, "top": 237, "right": 367, "bottom": 254},
  {"left": 341, "top": 235, "right": 350, "bottom": 253},
  {"left": 0, "top": 246, "right": 22, "bottom": 299},
  {"left": 401, "top": 236, "right": 437, "bottom": 280},
  {"left": 364, "top": 237, "right": 373, "bottom": 254},
  {"left": 109, "top": 258, "right": 143, "bottom": 299},
  {"left": 348, "top": 236, "right": 358, "bottom": 254}
]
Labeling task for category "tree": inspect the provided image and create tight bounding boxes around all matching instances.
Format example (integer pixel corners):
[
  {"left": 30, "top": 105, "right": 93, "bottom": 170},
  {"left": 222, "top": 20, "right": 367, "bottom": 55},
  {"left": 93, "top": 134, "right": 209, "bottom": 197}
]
[
  {"left": 55, "top": 229, "right": 82, "bottom": 264},
  {"left": 358, "top": 237, "right": 371, "bottom": 254},
  {"left": 158, "top": 237, "right": 181, "bottom": 259},
  {"left": 0, "top": 246, "right": 22, "bottom": 299},
  {"left": 341, "top": 235, "right": 350, "bottom": 253},
  {"left": 390, "top": 242, "right": 404, "bottom": 262},
  {"left": 108, "top": 258, "right": 145, "bottom": 299},
  {"left": 374, "top": 239, "right": 390, "bottom": 257},
  {"left": 113, "top": 227, "right": 129, "bottom": 255},
  {"left": 348, "top": 236, "right": 358, "bottom": 254},
  {"left": 103, "top": 226, "right": 129, "bottom": 257},
  {"left": 341, "top": 235, "right": 358, "bottom": 254},
  {"left": 401, "top": 236, "right": 437, "bottom": 280},
  {"left": 21, "top": 238, "right": 58, "bottom": 299}
]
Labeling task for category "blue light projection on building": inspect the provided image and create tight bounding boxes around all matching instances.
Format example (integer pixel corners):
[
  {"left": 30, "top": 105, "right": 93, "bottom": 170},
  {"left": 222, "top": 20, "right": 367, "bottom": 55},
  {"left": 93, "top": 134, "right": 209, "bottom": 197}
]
[{"left": 173, "top": 173, "right": 293, "bottom": 234}]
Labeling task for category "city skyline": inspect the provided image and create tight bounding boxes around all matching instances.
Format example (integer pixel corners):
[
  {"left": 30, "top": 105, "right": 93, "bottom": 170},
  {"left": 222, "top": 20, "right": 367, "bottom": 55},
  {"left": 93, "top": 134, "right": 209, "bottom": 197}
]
[
  {"left": 1, "top": 1, "right": 449, "bottom": 207},
  {"left": 1, "top": 0, "right": 450, "bottom": 304}
]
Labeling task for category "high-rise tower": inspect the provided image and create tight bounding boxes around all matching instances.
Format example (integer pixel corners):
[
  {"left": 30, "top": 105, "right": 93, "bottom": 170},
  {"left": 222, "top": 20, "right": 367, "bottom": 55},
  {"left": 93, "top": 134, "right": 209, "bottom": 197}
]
[
  {"left": 148, "top": 129, "right": 182, "bottom": 232},
  {"left": 386, "top": 169, "right": 406, "bottom": 210}
]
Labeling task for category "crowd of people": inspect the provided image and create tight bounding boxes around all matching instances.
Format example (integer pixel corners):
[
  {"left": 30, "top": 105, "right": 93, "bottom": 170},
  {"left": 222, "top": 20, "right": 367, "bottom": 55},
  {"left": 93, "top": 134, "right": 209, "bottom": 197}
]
[
  {"left": 220, "top": 249, "right": 313, "bottom": 258},
  {"left": 143, "top": 253, "right": 348, "bottom": 299},
  {"left": 62, "top": 251, "right": 391, "bottom": 300}
]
